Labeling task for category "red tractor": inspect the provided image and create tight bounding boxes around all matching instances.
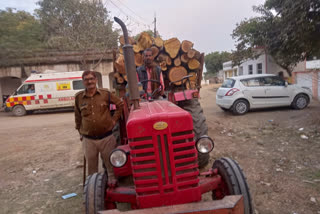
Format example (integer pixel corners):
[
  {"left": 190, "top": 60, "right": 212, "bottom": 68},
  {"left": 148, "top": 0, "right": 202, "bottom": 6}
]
[{"left": 84, "top": 17, "right": 253, "bottom": 214}]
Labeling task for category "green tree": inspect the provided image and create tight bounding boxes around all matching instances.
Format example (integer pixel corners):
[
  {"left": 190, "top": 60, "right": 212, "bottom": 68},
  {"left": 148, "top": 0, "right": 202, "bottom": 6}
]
[
  {"left": 0, "top": 8, "right": 45, "bottom": 65},
  {"left": 232, "top": 0, "right": 320, "bottom": 76},
  {"left": 204, "top": 51, "right": 231, "bottom": 78},
  {"left": 36, "top": 0, "right": 118, "bottom": 69}
]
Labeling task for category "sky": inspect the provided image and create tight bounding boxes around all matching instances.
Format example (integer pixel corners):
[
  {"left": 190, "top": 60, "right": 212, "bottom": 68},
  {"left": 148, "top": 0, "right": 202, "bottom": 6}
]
[{"left": 0, "top": 0, "right": 266, "bottom": 54}]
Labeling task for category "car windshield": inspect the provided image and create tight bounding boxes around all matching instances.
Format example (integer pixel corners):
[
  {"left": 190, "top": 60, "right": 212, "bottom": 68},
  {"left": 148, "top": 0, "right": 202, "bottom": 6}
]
[{"left": 221, "top": 79, "right": 235, "bottom": 88}]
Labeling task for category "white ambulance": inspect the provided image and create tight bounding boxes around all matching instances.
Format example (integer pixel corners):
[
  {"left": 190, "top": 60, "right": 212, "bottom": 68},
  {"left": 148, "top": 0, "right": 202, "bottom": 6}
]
[{"left": 6, "top": 70, "right": 85, "bottom": 116}]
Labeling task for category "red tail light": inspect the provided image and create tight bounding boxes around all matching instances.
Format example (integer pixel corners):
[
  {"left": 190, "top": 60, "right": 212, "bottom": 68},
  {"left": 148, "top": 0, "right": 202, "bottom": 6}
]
[{"left": 225, "top": 88, "right": 239, "bottom": 96}]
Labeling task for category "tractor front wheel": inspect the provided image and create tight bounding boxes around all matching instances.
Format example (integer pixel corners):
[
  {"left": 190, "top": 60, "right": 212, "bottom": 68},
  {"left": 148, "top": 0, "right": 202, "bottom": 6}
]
[
  {"left": 84, "top": 172, "right": 108, "bottom": 214},
  {"left": 178, "top": 98, "right": 209, "bottom": 168},
  {"left": 212, "top": 157, "right": 253, "bottom": 214}
]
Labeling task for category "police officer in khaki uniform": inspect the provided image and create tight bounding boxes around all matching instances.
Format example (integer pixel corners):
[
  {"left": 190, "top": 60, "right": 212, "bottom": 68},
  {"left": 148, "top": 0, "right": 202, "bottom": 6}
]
[{"left": 75, "top": 70, "right": 123, "bottom": 186}]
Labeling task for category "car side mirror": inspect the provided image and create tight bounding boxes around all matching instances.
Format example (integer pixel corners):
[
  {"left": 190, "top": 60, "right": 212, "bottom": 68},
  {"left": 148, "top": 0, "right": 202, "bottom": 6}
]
[{"left": 284, "top": 82, "right": 288, "bottom": 87}]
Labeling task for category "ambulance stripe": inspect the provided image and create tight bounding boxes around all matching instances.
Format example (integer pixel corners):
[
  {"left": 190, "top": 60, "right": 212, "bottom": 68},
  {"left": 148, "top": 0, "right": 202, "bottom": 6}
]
[
  {"left": 31, "top": 96, "right": 35, "bottom": 100},
  {"left": 47, "top": 94, "right": 52, "bottom": 99},
  {"left": 35, "top": 100, "right": 40, "bottom": 104},
  {"left": 22, "top": 97, "right": 27, "bottom": 101},
  {"left": 44, "top": 99, "right": 48, "bottom": 104},
  {"left": 25, "top": 77, "right": 82, "bottom": 83},
  {"left": 18, "top": 97, "right": 23, "bottom": 101},
  {"left": 39, "top": 95, "right": 43, "bottom": 99},
  {"left": 14, "top": 97, "right": 18, "bottom": 102},
  {"left": 27, "top": 101, "right": 31, "bottom": 105}
]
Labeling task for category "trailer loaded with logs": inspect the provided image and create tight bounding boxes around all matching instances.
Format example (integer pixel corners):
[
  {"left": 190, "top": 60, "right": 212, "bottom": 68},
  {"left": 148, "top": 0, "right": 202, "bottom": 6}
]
[{"left": 83, "top": 17, "right": 253, "bottom": 214}]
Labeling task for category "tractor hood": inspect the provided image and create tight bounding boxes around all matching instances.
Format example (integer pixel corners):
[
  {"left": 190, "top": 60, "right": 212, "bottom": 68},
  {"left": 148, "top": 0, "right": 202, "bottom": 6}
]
[{"left": 127, "top": 100, "right": 193, "bottom": 139}]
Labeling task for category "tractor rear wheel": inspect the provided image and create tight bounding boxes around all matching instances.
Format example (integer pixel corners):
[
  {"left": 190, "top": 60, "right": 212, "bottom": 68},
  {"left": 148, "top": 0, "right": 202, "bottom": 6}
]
[
  {"left": 212, "top": 157, "right": 253, "bottom": 214},
  {"left": 84, "top": 172, "right": 108, "bottom": 214},
  {"left": 178, "top": 98, "right": 209, "bottom": 168}
]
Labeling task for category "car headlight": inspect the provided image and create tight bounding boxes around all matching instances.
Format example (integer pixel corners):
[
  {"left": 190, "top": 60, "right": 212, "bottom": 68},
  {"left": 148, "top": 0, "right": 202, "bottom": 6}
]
[
  {"left": 196, "top": 135, "right": 214, "bottom": 154},
  {"left": 110, "top": 149, "right": 127, "bottom": 168}
]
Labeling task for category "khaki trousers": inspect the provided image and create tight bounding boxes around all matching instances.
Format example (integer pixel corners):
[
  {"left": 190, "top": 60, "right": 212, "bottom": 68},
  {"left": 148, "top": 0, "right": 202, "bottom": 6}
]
[{"left": 82, "top": 135, "right": 117, "bottom": 179}]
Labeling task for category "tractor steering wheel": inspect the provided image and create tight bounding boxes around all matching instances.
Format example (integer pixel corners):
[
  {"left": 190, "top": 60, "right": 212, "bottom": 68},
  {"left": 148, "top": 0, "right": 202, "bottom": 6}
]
[{"left": 139, "top": 79, "right": 163, "bottom": 100}]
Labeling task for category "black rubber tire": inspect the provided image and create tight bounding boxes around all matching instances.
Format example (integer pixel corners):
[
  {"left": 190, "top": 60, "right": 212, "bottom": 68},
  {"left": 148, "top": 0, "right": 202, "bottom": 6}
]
[
  {"left": 84, "top": 172, "right": 108, "bottom": 214},
  {"left": 232, "top": 99, "right": 249, "bottom": 115},
  {"left": 291, "top": 94, "right": 309, "bottom": 110},
  {"left": 212, "top": 157, "right": 253, "bottom": 214},
  {"left": 12, "top": 105, "right": 26, "bottom": 116},
  {"left": 178, "top": 98, "right": 209, "bottom": 168}
]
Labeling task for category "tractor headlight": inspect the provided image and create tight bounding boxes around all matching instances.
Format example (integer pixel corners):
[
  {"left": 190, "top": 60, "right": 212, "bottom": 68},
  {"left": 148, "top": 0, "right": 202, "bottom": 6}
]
[
  {"left": 196, "top": 135, "right": 214, "bottom": 154},
  {"left": 110, "top": 149, "right": 127, "bottom": 168}
]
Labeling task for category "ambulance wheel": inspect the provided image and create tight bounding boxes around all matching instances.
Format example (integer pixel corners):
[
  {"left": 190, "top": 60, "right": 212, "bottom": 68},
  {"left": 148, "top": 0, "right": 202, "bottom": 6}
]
[
  {"left": 178, "top": 98, "right": 209, "bottom": 168},
  {"left": 212, "top": 157, "right": 253, "bottom": 214},
  {"left": 12, "top": 105, "right": 26, "bottom": 116},
  {"left": 84, "top": 172, "right": 111, "bottom": 214}
]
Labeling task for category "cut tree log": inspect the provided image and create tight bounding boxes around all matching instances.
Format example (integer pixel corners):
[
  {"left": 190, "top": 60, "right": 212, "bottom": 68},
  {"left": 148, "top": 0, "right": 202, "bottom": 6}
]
[
  {"left": 154, "top": 37, "right": 164, "bottom": 48},
  {"left": 135, "top": 53, "right": 143, "bottom": 67},
  {"left": 189, "top": 72, "right": 197, "bottom": 81},
  {"left": 119, "top": 35, "right": 135, "bottom": 45},
  {"left": 116, "top": 76, "right": 124, "bottom": 84},
  {"left": 188, "top": 58, "right": 200, "bottom": 70},
  {"left": 166, "top": 56, "right": 172, "bottom": 66},
  {"left": 137, "top": 32, "right": 153, "bottom": 50},
  {"left": 187, "top": 49, "right": 196, "bottom": 59},
  {"left": 114, "top": 72, "right": 120, "bottom": 79},
  {"left": 181, "top": 40, "right": 193, "bottom": 53},
  {"left": 123, "top": 75, "right": 128, "bottom": 82},
  {"left": 194, "top": 50, "right": 201, "bottom": 60},
  {"left": 151, "top": 46, "right": 160, "bottom": 59},
  {"left": 181, "top": 53, "right": 190, "bottom": 64},
  {"left": 168, "top": 66, "right": 188, "bottom": 85},
  {"left": 174, "top": 56, "right": 181, "bottom": 66},
  {"left": 115, "top": 54, "right": 125, "bottom": 74},
  {"left": 157, "top": 53, "right": 168, "bottom": 62},
  {"left": 164, "top": 38, "right": 181, "bottom": 58},
  {"left": 133, "top": 44, "right": 142, "bottom": 53},
  {"left": 159, "top": 61, "right": 167, "bottom": 71}
]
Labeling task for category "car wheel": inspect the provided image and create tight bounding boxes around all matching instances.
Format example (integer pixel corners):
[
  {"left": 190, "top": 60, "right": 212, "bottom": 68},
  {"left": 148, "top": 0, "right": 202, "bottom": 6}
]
[
  {"left": 292, "top": 94, "right": 308, "bottom": 110},
  {"left": 12, "top": 105, "right": 26, "bottom": 116},
  {"left": 232, "top": 100, "right": 249, "bottom": 115}
]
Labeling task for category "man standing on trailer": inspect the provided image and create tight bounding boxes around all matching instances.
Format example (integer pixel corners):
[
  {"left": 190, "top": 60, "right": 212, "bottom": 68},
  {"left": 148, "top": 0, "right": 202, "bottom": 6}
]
[
  {"left": 75, "top": 70, "right": 123, "bottom": 186},
  {"left": 136, "top": 48, "right": 165, "bottom": 96}
]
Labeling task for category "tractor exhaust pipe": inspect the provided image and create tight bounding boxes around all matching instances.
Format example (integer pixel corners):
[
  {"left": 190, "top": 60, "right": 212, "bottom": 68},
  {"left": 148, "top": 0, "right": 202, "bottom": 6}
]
[{"left": 114, "top": 17, "right": 140, "bottom": 109}]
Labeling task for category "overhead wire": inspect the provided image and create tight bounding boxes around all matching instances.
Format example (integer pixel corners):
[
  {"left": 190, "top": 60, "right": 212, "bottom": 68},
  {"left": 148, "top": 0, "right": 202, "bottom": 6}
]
[{"left": 103, "top": 0, "right": 152, "bottom": 35}]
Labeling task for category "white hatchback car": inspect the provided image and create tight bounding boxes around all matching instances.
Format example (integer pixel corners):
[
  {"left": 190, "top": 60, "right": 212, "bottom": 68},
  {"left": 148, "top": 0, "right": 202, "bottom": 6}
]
[{"left": 216, "top": 74, "right": 312, "bottom": 115}]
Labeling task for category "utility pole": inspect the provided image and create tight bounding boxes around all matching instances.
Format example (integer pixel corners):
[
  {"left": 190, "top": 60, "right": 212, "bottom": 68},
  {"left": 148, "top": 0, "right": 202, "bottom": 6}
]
[{"left": 153, "top": 12, "right": 157, "bottom": 38}]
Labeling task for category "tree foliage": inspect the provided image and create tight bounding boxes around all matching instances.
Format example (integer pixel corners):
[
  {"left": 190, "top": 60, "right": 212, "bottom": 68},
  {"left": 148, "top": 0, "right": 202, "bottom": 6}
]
[
  {"left": 36, "top": 0, "right": 118, "bottom": 50},
  {"left": 0, "top": 8, "right": 45, "bottom": 63},
  {"left": 232, "top": 0, "right": 320, "bottom": 76},
  {"left": 204, "top": 51, "right": 231, "bottom": 78}
]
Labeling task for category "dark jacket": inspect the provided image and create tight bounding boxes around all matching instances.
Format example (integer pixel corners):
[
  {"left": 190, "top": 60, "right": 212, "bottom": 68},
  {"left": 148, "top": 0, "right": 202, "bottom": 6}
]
[{"left": 136, "top": 65, "right": 161, "bottom": 92}]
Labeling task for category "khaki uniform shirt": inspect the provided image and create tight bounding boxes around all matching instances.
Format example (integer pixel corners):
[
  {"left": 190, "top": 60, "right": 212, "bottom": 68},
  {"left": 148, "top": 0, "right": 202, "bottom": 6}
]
[{"left": 75, "top": 88, "right": 124, "bottom": 137}]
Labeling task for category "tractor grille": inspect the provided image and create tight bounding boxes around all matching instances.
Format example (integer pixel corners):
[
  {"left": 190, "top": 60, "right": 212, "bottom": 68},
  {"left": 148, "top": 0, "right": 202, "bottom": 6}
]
[{"left": 130, "top": 130, "right": 199, "bottom": 196}]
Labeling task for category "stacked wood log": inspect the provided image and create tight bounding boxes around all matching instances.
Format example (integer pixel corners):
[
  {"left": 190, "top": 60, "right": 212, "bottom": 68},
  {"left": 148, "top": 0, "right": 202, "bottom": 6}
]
[{"left": 113, "top": 34, "right": 204, "bottom": 90}]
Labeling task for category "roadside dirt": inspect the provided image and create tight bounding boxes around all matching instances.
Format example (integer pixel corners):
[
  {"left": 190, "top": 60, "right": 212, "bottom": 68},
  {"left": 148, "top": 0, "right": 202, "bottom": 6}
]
[{"left": 0, "top": 85, "right": 319, "bottom": 214}]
